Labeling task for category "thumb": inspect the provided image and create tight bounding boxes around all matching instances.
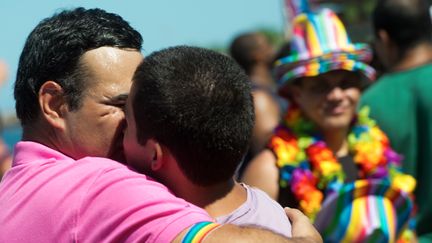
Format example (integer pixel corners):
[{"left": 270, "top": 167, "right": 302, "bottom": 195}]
[
  {"left": 284, "top": 207, "right": 306, "bottom": 224},
  {"left": 284, "top": 207, "right": 323, "bottom": 242}
]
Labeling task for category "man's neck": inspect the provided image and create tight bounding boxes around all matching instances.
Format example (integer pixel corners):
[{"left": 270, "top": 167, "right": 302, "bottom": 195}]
[
  {"left": 173, "top": 178, "right": 247, "bottom": 218},
  {"left": 321, "top": 127, "right": 349, "bottom": 158},
  {"left": 393, "top": 43, "right": 432, "bottom": 72},
  {"left": 249, "top": 64, "right": 275, "bottom": 89},
  {"left": 21, "top": 122, "right": 59, "bottom": 151}
]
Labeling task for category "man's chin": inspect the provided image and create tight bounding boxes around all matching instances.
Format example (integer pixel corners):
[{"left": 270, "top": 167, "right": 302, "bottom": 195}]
[{"left": 320, "top": 118, "right": 353, "bottom": 131}]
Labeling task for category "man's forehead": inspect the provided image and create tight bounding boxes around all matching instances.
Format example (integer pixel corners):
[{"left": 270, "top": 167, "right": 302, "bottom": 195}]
[
  {"left": 80, "top": 47, "right": 136, "bottom": 70},
  {"left": 303, "top": 70, "right": 357, "bottom": 83},
  {"left": 79, "top": 47, "right": 142, "bottom": 92}
]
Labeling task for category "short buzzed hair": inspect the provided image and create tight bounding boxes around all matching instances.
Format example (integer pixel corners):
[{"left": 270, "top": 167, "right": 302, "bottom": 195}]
[{"left": 132, "top": 46, "right": 254, "bottom": 186}]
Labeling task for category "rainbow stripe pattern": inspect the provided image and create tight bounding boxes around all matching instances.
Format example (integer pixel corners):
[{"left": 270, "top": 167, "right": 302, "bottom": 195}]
[
  {"left": 269, "top": 105, "right": 416, "bottom": 242},
  {"left": 274, "top": 9, "right": 376, "bottom": 86},
  {"left": 182, "top": 222, "right": 220, "bottom": 243},
  {"left": 314, "top": 179, "right": 414, "bottom": 243}
]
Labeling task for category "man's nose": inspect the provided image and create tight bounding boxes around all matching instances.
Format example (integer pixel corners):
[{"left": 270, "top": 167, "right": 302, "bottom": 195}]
[{"left": 326, "top": 86, "right": 344, "bottom": 100}]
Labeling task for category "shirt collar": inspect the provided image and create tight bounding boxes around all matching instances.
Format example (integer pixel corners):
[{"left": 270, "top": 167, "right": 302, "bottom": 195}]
[{"left": 13, "top": 141, "right": 71, "bottom": 167}]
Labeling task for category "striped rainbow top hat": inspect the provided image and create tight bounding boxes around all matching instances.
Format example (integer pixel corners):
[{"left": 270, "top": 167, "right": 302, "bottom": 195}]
[{"left": 275, "top": 8, "right": 376, "bottom": 86}]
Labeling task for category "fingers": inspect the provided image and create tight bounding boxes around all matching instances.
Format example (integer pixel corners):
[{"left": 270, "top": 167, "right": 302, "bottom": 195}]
[
  {"left": 284, "top": 207, "right": 303, "bottom": 222},
  {"left": 284, "top": 207, "right": 323, "bottom": 243}
]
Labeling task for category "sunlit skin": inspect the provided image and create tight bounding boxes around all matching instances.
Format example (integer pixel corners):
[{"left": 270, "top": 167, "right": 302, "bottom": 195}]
[
  {"left": 61, "top": 47, "right": 143, "bottom": 162},
  {"left": 254, "top": 33, "right": 276, "bottom": 66},
  {"left": 122, "top": 82, "right": 154, "bottom": 173},
  {"left": 291, "top": 70, "right": 363, "bottom": 132},
  {"left": 241, "top": 70, "right": 365, "bottom": 200}
]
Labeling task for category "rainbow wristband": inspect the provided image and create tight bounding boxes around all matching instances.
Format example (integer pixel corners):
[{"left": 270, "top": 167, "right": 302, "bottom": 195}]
[{"left": 182, "top": 222, "right": 220, "bottom": 243}]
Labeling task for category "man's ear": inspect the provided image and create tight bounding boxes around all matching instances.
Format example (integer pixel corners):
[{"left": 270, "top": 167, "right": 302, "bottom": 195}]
[
  {"left": 377, "top": 29, "right": 390, "bottom": 46},
  {"left": 150, "top": 141, "right": 164, "bottom": 171},
  {"left": 38, "top": 81, "right": 68, "bottom": 130}
]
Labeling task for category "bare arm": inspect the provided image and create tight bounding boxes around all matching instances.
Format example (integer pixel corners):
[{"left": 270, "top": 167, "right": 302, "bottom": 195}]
[
  {"left": 171, "top": 149, "right": 323, "bottom": 243},
  {"left": 241, "top": 149, "right": 280, "bottom": 200},
  {"left": 172, "top": 208, "right": 322, "bottom": 243}
]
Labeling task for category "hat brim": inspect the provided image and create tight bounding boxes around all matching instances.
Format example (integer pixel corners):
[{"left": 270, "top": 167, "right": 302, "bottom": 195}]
[
  {"left": 274, "top": 47, "right": 376, "bottom": 88},
  {"left": 314, "top": 179, "right": 413, "bottom": 242}
]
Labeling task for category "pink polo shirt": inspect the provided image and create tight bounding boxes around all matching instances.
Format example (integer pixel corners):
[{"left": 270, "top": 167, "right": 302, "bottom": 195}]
[{"left": 0, "top": 141, "right": 212, "bottom": 243}]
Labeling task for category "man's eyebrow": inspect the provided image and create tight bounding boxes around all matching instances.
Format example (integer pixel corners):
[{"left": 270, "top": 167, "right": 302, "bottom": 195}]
[
  {"left": 109, "top": 93, "right": 129, "bottom": 102},
  {"left": 124, "top": 100, "right": 129, "bottom": 117}
]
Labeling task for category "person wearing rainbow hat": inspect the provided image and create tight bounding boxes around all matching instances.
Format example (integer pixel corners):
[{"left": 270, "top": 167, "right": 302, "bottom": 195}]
[{"left": 242, "top": 5, "right": 417, "bottom": 243}]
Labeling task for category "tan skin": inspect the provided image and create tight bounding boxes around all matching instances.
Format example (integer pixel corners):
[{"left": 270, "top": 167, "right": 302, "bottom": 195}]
[
  {"left": 248, "top": 33, "right": 276, "bottom": 88},
  {"left": 123, "top": 81, "right": 322, "bottom": 243},
  {"left": 246, "top": 33, "right": 281, "bottom": 160},
  {"left": 24, "top": 47, "right": 143, "bottom": 163},
  {"left": 0, "top": 60, "right": 7, "bottom": 87},
  {"left": 0, "top": 140, "right": 12, "bottom": 178},
  {"left": 172, "top": 208, "right": 321, "bottom": 243},
  {"left": 250, "top": 90, "right": 280, "bottom": 156},
  {"left": 16, "top": 46, "right": 320, "bottom": 243},
  {"left": 0, "top": 60, "right": 11, "bottom": 176},
  {"left": 242, "top": 70, "right": 363, "bottom": 200}
]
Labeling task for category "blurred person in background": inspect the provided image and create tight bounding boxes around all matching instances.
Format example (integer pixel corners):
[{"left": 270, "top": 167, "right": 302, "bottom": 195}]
[
  {"left": 242, "top": 5, "right": 417, "bottom": 242},
  {"left": 361, "top": 0, "right": 432, "bottom": 241},
  {"left": 229, "top": 32, "right": 282, "bottom": 178},
  {"left": 0, "top": 60, "right": 12, "bottom": 178},
  {"left": 0, "top": 139, "right": 12, "bottom": 178}
]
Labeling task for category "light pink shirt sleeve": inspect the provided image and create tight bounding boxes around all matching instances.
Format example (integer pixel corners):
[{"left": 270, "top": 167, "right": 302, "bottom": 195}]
[{"left": 75, "top": 164, "right": 212, "bottom": 243}]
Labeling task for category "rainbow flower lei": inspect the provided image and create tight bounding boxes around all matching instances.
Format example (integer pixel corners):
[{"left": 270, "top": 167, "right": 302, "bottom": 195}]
[{"left": 269, "top": 105, "right": 416, "bottom": 221}]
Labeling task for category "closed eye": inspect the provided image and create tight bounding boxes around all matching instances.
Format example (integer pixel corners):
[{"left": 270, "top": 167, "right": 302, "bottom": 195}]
[{"left": 106, "top": 94, "right": 128, "bottom": 110}]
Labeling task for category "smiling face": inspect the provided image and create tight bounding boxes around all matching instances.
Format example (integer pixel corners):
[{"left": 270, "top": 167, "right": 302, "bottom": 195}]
[
  {"left": 61, "top": 47, "right": 143, "bottom": 162},
  {"left": 291, "top": 70, "right": 363, "bottom": 132}
]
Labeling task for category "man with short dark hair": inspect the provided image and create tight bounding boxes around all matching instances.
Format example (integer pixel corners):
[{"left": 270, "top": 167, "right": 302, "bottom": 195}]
[
  {"left": 123, "top": 46, "right": 292, "bottom": 237},
  {"left": 361, "top": 0, "right": 432, "bottom": 241},
  {"left": 0, "top": 7, "right": 321, "bottom": 243}
]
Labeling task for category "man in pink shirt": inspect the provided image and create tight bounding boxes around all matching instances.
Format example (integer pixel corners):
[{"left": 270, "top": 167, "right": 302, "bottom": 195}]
[{"left": 0, "top": 7, "right": 321, "bottom": 243}]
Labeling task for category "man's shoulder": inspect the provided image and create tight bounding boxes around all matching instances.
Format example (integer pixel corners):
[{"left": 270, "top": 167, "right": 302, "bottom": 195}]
[
  {"left": 361, "top": 74, "right": 404, "bottom": 104},
  {"left": 364, "top": 76, "right": 394, "bottom": 94},
  {"left": 247, "top": 185, "right": 283, "bottom": 207},
  {"left": 376, "top": 64, "right": 432, "bottom": 84},
  {"left": 361, "top": 64, "right": 432, "bottom": 104},
  {"left": 243, "top": 184, "right": 292, "bottom": 237},
  {"left": 74, "top": 156, "right": 159, "bottom": 189},
  {"left": 77, "top": 156, "right": 129, "bottom": 171}
]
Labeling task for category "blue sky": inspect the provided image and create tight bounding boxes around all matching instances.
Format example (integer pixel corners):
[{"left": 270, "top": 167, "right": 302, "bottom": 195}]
[{"left": 0, "top": 0, "right": 285, "bottom": 116}]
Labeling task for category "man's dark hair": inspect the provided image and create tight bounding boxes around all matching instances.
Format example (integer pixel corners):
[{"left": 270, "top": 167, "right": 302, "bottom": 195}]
[
  {"left": 229, "top": 32, "right": 263, "bottom": 74},
  {"left": 373, "top": 0, "right": 432, "bottom": 55},
  {"left": 14, "top": 7, "right": 142, "bottom": 125},
  {"left": 132, "top": 46, "right": 254, "bottom": 186}
]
